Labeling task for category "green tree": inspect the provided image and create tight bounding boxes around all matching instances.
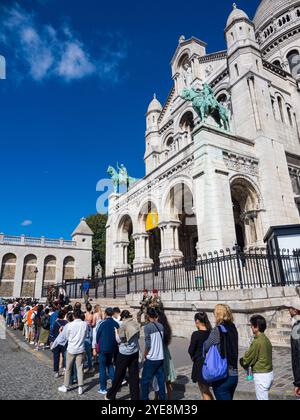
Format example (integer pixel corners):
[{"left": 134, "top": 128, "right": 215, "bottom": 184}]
[{"left": 85, "top": 213, "right": 108, "bottom": 275}]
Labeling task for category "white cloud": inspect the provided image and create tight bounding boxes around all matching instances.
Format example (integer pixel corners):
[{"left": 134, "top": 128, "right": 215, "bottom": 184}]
[
  {"left": 21, "top": 220, "right": 33, "bottom": 227},
  {"left": 0, "top": 3, "right": 127, "bottom": 83}
]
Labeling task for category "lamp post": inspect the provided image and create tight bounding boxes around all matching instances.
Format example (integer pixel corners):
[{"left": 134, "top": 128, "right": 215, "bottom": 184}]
[{"left": 33, "top": 268, "right": 38, "bottom": 301}]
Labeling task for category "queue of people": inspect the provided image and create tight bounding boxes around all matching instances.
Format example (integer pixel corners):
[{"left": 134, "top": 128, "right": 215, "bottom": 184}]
[{"left": 1, "top": 296, "right": 300, "bottom": 401}]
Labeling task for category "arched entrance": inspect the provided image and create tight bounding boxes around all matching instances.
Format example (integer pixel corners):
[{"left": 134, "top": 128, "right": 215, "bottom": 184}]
[
  {"left": 134, "top": 202, "right": 161, "bottom": 269},
  {"left": 145, "top": 205, "right": 161, "bottom": 267},
  {"left": 115, "top": 215, "right": 135, "bottom": 271},
  {"left": 231, "top": 178, "right": 261, "bottom": 250},
  {"left": 164, "top": 182, "right": 198, "bottom": 263}
]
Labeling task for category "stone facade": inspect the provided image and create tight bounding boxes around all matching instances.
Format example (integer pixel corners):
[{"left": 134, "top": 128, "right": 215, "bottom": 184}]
[
  {"left": 0, "top": 218, "right": 93, "bottom": 298},
  {"left": 106, "top": 1, "right": 300, "bottom": 275}
]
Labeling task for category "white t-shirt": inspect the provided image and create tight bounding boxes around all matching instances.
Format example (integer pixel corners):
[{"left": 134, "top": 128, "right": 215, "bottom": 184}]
[
  {"left": 65, "top": 319, "right": 88, "bottom": 355},
  {"left": 7, "top": 304, "right": 14, "bottom": 314}
]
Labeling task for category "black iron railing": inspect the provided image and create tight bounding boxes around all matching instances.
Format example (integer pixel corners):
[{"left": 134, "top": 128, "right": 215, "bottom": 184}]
[{"left": 42, "top": 248, "right": 300, "bottom": 300}]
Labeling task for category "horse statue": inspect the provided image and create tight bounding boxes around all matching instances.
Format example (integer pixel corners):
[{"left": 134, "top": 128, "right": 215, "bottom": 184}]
[
  {"left": 181, "top": 83, "right": 230, "bottom": 131},
  {"left": 107, "top": 164, "right": 137, "bottom": 194}
]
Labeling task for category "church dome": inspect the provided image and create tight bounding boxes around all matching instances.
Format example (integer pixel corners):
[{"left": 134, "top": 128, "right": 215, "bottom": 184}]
[
  {"left": 226, "top": 5, "right": 249, "bottom": 28},
  {"left": 147, "top": 94, "right": 162, "bottom": 114},
  {"left": 253, "top": 0, "right": 296, "bottom": 30}
]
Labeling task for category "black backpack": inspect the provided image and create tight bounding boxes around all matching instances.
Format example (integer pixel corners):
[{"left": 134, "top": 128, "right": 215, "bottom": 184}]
[{"left": 41, "top": 315, "right": 50, "bottom": 330}]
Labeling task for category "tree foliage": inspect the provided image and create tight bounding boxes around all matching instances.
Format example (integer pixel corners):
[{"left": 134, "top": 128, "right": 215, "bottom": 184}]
[{"left": 85, "top": 213, "right": 108, "bottom": 275}]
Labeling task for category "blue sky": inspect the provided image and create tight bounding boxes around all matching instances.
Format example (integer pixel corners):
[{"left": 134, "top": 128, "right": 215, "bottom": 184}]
[{"left": 0, "top": 0, "right": 260, "bottom": 239}]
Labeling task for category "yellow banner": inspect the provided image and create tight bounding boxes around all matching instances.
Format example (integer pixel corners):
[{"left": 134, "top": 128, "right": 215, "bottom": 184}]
[{"left": 146, "top": 212, "right": 159, "bottom": 232}]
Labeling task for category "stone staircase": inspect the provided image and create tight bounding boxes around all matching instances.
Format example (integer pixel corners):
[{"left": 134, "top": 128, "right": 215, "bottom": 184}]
[
  {"left": 70, "top": 297, "right": 139, "bottom": 319},
  {"left": 266, "top": 309, "right": 292, "bottom": 348}
]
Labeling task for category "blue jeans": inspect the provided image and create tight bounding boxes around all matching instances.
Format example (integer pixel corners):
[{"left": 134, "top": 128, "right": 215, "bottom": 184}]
[
  {"left": 52, "top": 344, "right": 67, "bottom": 373},
  {"left": 213, "top": 375, "right": 239, "bottom": 401},
  {"left": 99, "top": 352, "right": 115, "bottom": 392},
  {"left": 6, "top": 313, "right": 12, "bottom": 327},
  {"left": 141, "top": 359, "right": 166, "bottom": 401},
  {"left": 84, "top": 340, "right": 93, "bottom": 369}
]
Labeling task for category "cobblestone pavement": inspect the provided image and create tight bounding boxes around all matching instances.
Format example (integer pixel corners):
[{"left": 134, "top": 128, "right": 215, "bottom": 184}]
[{"left": 0, "top": 320, "right": 297, "bottom": 400}]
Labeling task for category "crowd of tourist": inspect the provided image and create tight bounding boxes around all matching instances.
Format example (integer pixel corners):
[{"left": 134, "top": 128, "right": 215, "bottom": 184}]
[{"left": 0, "top": 294, "right": 299, "bottom": 401}]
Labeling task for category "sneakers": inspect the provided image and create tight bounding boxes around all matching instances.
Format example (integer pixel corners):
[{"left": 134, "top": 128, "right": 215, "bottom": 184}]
[
  {"left": 78, "top": 387, "right": 83, "bottom": 396},
  {"left": 58, "top": 385, "right": 69, "bottom": 393},
  {"left": 54, "top": 372, "right": 59, "bottom": 379},
  {"left": 98, "top": 389, "right": 107, "bottom": 395}
]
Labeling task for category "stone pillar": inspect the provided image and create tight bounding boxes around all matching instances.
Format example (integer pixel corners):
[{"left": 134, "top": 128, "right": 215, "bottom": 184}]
[
  {"left": 56, "top": 255, "right": 64, "bottom": 285},
  {"left": 159, "top": 221, "right": 183, "bottom": 264},
  {"left": 114, "top": 241, "right": 131, "bottom": 273},
  {"left": 193, "top": 125, "right": 237, "bottom": 255},
  {"left": 132, "top": 233, "right": 153, "bottom": 270},
  {"left": 13, "top": 254, "right": 25, "bottom": 298},
  {"left": 34, "top": 257, "right": 44, "bottom": 299}
]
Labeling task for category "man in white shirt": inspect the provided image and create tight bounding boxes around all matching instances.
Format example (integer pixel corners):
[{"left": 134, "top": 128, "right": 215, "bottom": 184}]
[{"left": 58, "top": 310, "right": 88, "bottom": 396}]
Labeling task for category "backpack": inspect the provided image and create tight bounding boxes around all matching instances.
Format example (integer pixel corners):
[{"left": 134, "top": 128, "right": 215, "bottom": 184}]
[
  {"left": 34, "top": 313, "right": 42, "bottom": 328},
  {"left": 41, "top": 315, "right": 50, "bottom": 330},
  {"left": 202, "top": 326, "right": 228, "bottom": 383}
]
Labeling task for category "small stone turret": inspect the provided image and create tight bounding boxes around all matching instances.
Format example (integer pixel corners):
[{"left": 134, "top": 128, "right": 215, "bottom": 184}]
[
  {"left": 145, "top": 94, "right": 162, "bottom": 175},
  {"left": 71, "top": 218, "right": 93, "bottom": 249}
]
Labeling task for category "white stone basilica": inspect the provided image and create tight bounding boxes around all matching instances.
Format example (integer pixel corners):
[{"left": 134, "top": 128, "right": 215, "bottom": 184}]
[{"left": 106, "top": 0, "right": 300, "bottom": 275}]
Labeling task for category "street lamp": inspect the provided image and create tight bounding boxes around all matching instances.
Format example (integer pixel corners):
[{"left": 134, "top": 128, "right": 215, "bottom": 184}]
[{"left": 33, "top": 268, "right": 38, "bottom": 301}]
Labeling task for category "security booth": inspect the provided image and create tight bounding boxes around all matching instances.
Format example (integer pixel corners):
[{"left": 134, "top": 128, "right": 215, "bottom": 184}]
[{"left": 264, "top": 225, "right": 300, "bottom": 287}]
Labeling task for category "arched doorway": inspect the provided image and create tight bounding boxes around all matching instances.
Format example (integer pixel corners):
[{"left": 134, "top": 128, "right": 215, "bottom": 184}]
[
  {"left": 165, "top": 183, "right": 198, "bottom": 262},
  {"left": 117, "top": 215, "right": 135, "bottom": 270},
  {"left": 231, "top": 178, "right": 261, "bottom": 250},
  {"left": 145, "top": 203, "right": 161, "bottom": 267}
]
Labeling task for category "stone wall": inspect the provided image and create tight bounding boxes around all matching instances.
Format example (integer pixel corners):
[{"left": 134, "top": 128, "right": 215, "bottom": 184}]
[
  {"left": 20, "top": 281, "right": 35, "bottom": 298},
  {"left": 0, "top": 281, "right": 14, "bottom": 297},
  {"left": 126, "top": 286, "right": 300, "bottom": 347}
]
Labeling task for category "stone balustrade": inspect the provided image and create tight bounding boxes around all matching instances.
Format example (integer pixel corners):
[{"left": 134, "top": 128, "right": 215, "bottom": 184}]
[{"left": 0, "top": 234, "right": 77, "bottom": 248}]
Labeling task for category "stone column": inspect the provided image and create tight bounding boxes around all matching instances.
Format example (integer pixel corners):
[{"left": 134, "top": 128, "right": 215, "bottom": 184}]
[
  {"left": 193, "top": 125, "right": 237, "bottom": 256},
  {"left": 56, "top": 255, "right": 64, "bottom": 285},
  {"left": 13, "top": 253, "right": 25, "bottom": 298},
  {"left": 159, "top": 221, "right": 183, "bottom": 264},
  {"left": 132, "top": 233, "right": 153, "bottom": 270},
  {"left": 114, "top": 241, "right": 131, "bottom": 273},
  {"left": 34, "top": 257, "right": 44, "bottom": 299}
]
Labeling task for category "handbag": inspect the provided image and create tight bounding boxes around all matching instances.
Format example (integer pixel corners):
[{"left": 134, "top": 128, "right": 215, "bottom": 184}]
[{"left": 202, "top": 326, "right": 228, "bottom": 383}]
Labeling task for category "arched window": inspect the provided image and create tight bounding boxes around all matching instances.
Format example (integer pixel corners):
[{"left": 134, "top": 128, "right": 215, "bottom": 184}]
[
  {"left": 287, "top": 50, "right": 300, "bottom": 76},
  {"left": 0, "top": 254, "right": 17, "bottom": 297},
  {"left": 43, "top": 256, "right": 57, "bottom": 287},
  {"left": 287, "top": 106, "right": 293, "bottom": 127},
  {"left": 273, "top": 60, "right": 282, "bottom": 68},
  {"left": 179, "top": 111, "right": 195, "bottom": 133},
  {"left": 21, "top": 255, "right": 37, "bottom": 297},
  {"left": 277, "top": 96, "right": 285, "bottom": 123},
  {"left": 271, "top": 97, "right": 276, "bottom": 118},
  {"left": 235, "top": 64, "right": 239, "bottom": 77},
  {"left": 63, "top": 257, "right": 75, "bottom": 281},
  {"left": 1, "top": 254, "right": 17, "bottom": 280},
  {"left": 166, "top": 137, "right": 174, "bottom": 148}
]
